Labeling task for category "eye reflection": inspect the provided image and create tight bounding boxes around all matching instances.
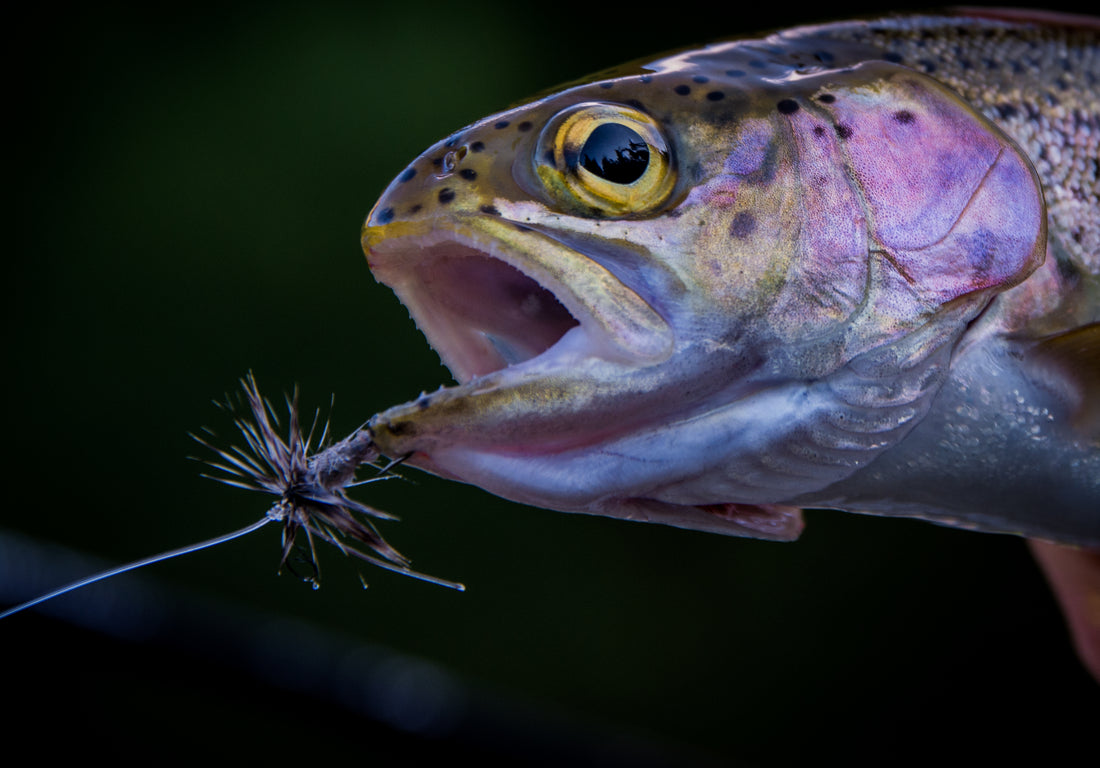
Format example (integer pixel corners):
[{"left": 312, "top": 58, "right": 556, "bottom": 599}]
[{"left": 579, "top": 123, "right": 650, "bottom": 184}]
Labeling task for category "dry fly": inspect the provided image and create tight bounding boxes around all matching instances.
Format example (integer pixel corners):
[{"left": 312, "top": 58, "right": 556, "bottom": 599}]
[{"left": 0, "top": 373, "right": 464, "bottom": 620}]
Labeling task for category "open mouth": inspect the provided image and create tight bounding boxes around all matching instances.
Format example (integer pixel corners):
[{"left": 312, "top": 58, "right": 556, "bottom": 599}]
[
  {"left": 391, "top": 240, "right": 581, "bottom": 382},
  {"left": 366, "top": 226, "right": 598, "bottom": 386},
  {"left": 365, "top": 220, "right": 676, "bottom": 388}
]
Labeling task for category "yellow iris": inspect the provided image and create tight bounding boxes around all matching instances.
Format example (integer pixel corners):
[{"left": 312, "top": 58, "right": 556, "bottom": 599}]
[{"left": 536, "top": 102, "right": 675, "bottom": 217}]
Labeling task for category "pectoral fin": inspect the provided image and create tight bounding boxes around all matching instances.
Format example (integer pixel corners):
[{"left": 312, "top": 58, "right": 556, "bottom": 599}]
[
  {"left": 698, "top": 503, "right": 806, "bottom": 541},
  {"left": 599, "top": 498, "right": 805, "bottom": 541},
  {"left": 1029, "top": 323, "right": 1100, "bottom": 437}
]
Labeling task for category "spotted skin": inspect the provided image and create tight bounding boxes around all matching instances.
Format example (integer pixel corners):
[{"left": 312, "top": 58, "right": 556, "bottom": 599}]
[
  {"left": 375, "top": 14, "right": 1096, "bottom": 280},
  {"left": 361, "top": 12, "right": 1098, "bottom": 545},
  {"left": 815, "top": 13, "right": 1099, "bottom": 332}
]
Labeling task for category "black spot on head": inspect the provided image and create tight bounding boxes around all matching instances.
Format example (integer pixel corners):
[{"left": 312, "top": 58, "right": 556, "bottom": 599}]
[
  {"left": 729, "top": 211, "right": 756, "bottom": 239},
  {"left": 812, "top": 125, "right": 826, "bottom": 137},
  {"left": 398, "top": 167, "right": 417, "bottom": 183},
  {"left": 409, "top": 204, "right": 422, "bottom": 214},
  {"left": 777, "top": 99, "right": 799, "bottom": 115},
  {"left": 438, "top": 188, "right": 455, "bottom": 204},
  {"left": 431, "top": 157, "right": 443, "bottom": 167},
  {"left": 386, "top": 421, "right": 416, "bottom": 437},
  {"left": 835, "top": 124, "right": 852, "bottom": 140},
  {"left": 674, "top": 84, "right": 691, "bottom": 95},
  {"left": 965, "top": 228, "right": 997, "bottom": 272},
  {"left": 706, "top": 90, "right": 725, "bottom": 101},
  {"left": 1055, "top": 251, "right": 1081, "bottom": 282},
  {"left": 725, "top": 69, "right": 746, "bottom": 77},
  {"left": 893, "top": 110, "right": 916, "bottom": 124},
  {"left": 599, "top": 82, "right": 614, "bottom": 89},
  {"left": 883, "top": 51, "right": 903, "bottom": 63},
  {"left": 376, "top": 206, "right": 395, "bottom": 224},
  {"left": 517, "top": 121, "right": 533, "bottom": 132},
  {"left": 494, "top": 120, "right": 510, "bottom": 129},
  {"left": 459, "top": 168, "right": 477, "bottom": 181},
  {"left": 692, "top": 75, "right": 709, "bottom": 84},
  {"left": 817, "top": 93, "right": 836, "bottom": 103},
  {"left": 479, "top": 204, "right": 500, "bottom": 216},
  {"left": 470, "top": 141, "right": 485, "bottom": 152}
]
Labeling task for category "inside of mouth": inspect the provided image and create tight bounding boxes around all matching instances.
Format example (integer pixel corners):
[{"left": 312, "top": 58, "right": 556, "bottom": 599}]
[{"left": 406, "top": 243, "right": 580, "bottom": 382}]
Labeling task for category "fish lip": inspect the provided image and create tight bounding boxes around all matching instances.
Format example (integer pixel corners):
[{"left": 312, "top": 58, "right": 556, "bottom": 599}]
[{"left": 362, "top": 210, "right": 675, "bottom": 389}]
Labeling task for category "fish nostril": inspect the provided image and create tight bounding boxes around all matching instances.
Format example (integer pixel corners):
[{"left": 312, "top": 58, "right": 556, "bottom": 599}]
[{"left": 439, "top": 146, "right": 469, "bottom": 177}]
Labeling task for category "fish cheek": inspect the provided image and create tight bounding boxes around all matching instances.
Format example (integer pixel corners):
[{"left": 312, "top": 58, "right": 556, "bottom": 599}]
[
  {"left": 684, "top": 119, "right": 801, "bottom": 322},
  {"left": 766, "top": 104, "right": 870, "bottom": 344},
  {"left": 818, "top": 66, "right": 1044, "bottom": 307}
]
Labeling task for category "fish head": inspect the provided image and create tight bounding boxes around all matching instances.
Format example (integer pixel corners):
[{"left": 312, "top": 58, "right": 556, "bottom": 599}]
[{"left": 361, "top": 43, "right": 1045, "bottom": 539}]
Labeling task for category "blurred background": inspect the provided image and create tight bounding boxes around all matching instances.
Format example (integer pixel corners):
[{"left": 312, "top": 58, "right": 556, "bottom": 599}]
[{"left": 6, "top": 2, "right": 1097, "bottom": 764}]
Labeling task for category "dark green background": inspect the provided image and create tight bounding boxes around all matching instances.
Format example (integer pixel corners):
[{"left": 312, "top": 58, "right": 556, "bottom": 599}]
[{"left": 6, "top": 2, "right": 1097, "bottom": 764}]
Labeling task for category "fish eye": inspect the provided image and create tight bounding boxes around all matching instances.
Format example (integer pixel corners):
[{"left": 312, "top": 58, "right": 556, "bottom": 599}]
[
  {"left": 580, "top": 123, "right": 649, "bottom": 184},
  {"left": 535, "top": 103, "right": 675, "bottom": 216}
]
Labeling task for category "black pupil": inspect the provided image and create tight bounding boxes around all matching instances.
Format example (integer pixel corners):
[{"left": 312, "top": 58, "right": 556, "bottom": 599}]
[{"left": 579, "top": 123, "right": 650, "bottom": 184}]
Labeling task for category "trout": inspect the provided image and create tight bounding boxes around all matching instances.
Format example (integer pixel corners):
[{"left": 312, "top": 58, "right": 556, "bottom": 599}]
[{"left": 361, "top": 9, "right": 1099, "bottom": 546}]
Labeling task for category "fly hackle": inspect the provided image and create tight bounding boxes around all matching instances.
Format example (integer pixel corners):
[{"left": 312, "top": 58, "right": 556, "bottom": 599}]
[
  {"left": 1, "top": 382, "right": 464, "bottom": 622},
  {"left": 192, "top": 372, "right": 465, "bottom": 592}
]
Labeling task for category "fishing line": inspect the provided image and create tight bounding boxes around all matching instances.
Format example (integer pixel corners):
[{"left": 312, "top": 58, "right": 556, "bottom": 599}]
[{"left": 0, "top": 517, "right": 273, "bottom": 620}]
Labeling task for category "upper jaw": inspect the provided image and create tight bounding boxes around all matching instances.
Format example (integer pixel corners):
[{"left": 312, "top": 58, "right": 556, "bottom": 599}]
[{"left": 363, "top": 210, "right": 675, "bottom": 386}]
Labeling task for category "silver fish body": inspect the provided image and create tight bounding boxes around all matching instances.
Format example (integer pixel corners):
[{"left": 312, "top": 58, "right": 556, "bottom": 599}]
[{"left": 362, "top": 11, "right": 1099, "bottom": 546}]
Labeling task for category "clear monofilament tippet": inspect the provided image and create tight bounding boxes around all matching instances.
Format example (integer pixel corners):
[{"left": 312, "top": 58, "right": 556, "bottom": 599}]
[{"left": 0, "top": 374, "right": 463, "bottom": 621}]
